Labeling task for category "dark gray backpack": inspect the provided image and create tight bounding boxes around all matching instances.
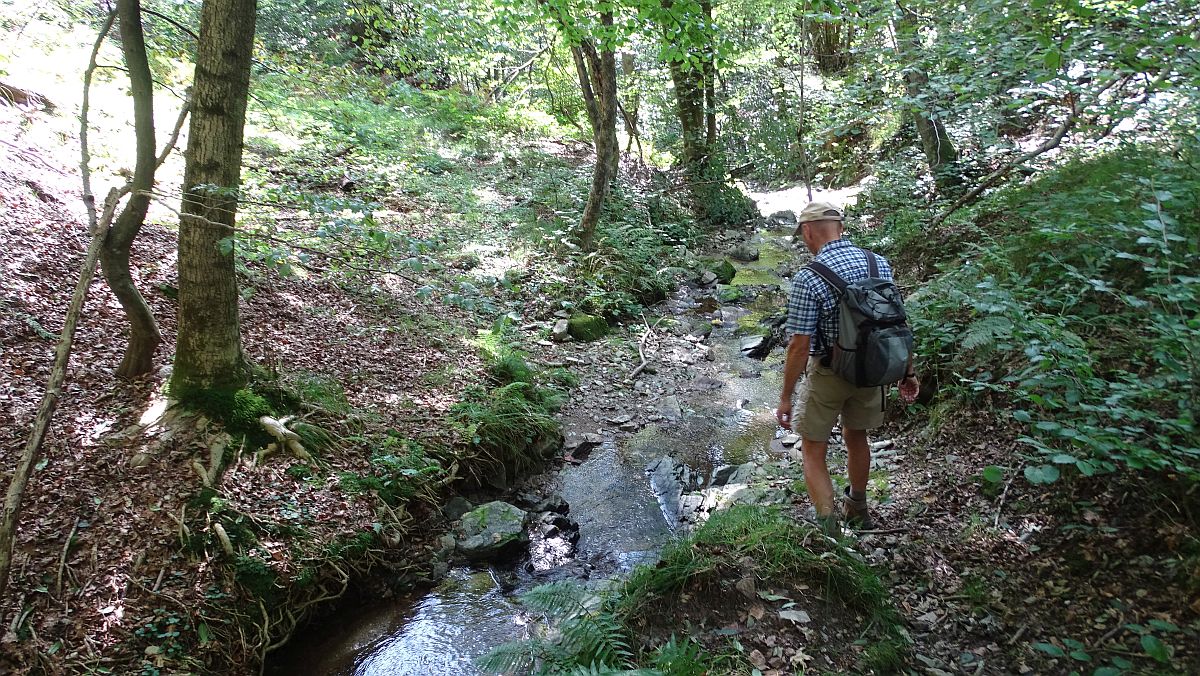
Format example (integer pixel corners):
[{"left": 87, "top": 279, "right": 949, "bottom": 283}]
[{"left": 808, "top": 250, "right": 913, "bottom": 387}]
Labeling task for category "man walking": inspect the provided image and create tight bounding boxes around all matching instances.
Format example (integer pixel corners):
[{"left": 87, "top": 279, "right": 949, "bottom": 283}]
[{"left": 776, "top": 201, "right": 919, "bottom": 535}]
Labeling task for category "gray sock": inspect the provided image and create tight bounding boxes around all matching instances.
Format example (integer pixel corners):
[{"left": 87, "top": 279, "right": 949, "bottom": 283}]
[{"left": 849, "top": 488, "right": 867, "bottom": 501}]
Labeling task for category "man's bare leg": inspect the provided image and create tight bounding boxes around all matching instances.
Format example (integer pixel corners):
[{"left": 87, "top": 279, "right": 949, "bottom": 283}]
[
  {"left": 801, "top": 438, "right": 835, "bottom": 517},
  {"left": 844, "top": 427, "right": 871, "bottom": 495}
]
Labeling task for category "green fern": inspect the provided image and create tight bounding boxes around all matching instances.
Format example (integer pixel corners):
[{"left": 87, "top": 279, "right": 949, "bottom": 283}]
[
  {"left": 521, "top": 580, "right": 594, "bottom": 619},
  {"left": 651, "top": 636, "right": 708, "bottom": 676},
  {"left": 961, "top": 315, "right": 1014, "bottom": 351},
  {"left": 478, "top": 582, "right": 637, "bottom": 675},
  {"left": 476, "top": 639, "right": 539, "bottom": 674}
]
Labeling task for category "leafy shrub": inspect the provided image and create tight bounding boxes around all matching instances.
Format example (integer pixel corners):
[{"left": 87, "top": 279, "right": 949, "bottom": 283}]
[
  {"left": 908, "top": 147, "right": 1200, "bottom": 482},
  {"left": 338, "top": 436, "right": 443, "bottom": 505}
]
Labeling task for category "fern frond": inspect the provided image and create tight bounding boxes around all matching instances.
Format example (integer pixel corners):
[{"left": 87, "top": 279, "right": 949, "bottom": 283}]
[
  {"left": 961, "top": 315, "right": 1014, "bottom": 351},
  {"left": 476, "top": 639, "right": 539, "bottom": 675},
  {"left": 521, "top": 581, "right": 591, "bottom": 620}
]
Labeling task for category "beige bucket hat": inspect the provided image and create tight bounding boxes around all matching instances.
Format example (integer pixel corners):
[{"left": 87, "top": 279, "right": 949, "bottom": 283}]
[{"left": 796, "top": 201, "right": 844, "bottom": 224}]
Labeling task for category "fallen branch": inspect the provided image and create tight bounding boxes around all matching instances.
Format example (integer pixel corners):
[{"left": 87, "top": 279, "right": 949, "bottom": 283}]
[
  {"left": 628, "top": 314, "right": 660, "bottom": 381},
  {"left": 994, "top": 462, "right": 1024, "bottom": 528},
  {"left": 55, "top": 519, "right": 80, "bottom": 599},
  {"left": 931, "top": 77, "right": 1121, "bottom": 227}
]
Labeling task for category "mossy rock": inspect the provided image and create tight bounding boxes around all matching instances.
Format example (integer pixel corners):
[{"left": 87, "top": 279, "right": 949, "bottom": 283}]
[
  {"left": 567, "top": 313, "right": 608, "bottom": 341},
  {"left": 716, "top": 285, "right": 743, "bottom": 303},
  {"left": 707, "top": 259, "right": 737, "bottom": 285},
  {"left": 736, "top": 311, "right": 772, "bottom": 336}
]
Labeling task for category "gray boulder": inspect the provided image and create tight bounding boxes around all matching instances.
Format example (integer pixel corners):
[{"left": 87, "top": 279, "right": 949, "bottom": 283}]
[
  {"left": 729, "top": 243, "right": 760, "bottom": 262},
  {"left": 767, "top": 210, "right": 797, "bottom": 227},
  {"left": 442, "top": 496, "right": 473, "bottom": 521},
  {"left": 455, "top": 501, "right": 529, "bottom": 562},
  {"left": 710, "top": 462, "right": 758, "bottom": 487}
]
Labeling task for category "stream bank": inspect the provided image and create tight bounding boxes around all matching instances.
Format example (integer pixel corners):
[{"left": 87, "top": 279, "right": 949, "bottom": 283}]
[{"left": 268, "top": 191, "right": 904, "bottom": 674}]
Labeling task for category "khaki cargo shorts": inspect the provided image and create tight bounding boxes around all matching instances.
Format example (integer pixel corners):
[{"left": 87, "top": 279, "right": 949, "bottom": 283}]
[{"left": 792, "top": 361, "right": 884, "bottom": 442}]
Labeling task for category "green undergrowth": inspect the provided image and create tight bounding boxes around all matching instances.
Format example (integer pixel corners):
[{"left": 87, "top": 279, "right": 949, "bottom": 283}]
[
  {"left": 480, "top": 505, "right": 906, "bottom": 674},
  {"left": 506, "top": 165, "right": 701, "bottom": 319},
  {"left": 451, "top": 325, "right": 566, "bottom": 488},
  {"left": 879, "top": 145, "right": 1199, "bottom": 486},
  {"left": 620, "top": 505, "right": 899, "bottom": 627}
]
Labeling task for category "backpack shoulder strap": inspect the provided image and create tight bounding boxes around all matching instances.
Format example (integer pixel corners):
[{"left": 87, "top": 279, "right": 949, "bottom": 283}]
[
  {"left": 863, "top": 249, "right": 879, "bottom": 278},
  {"left": 807, "top": 260, "right": 847, "bottom": 294}
]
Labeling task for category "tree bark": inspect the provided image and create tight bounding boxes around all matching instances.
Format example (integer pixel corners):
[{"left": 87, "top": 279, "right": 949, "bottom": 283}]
[
  {"left": 173, "top": 0, "right": 257, "bottom": 394},
  {"left": 570, "top": 23, "right": 618, "bottom": 251},
  {"left": 103, "top": 0, "right": 160, "bottom": 379},
  {"left": 896, "top": 10, "right": 961, "bottom": 190}
]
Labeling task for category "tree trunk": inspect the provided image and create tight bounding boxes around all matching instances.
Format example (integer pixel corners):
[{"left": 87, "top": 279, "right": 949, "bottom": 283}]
[
  {"left": 896, "top": 10, "right": 961, "bottom": 191},
  {"left": 620, "top": 52, "right": 642, "bottom": 158},
  {"left": 570, "top": 23, "right": 618, "bottom": 251},
  {"left": 702, "top": 0, "right": 717, "bottom": 149},
  {"left": 103, "top": 0, "right": 160, "bottom": 380},
  {"left": 668, "top": 58, "right": 709, "bottom": 175},
  {"left": 172, "top": 0, "right": 256, "bottom": 395}
]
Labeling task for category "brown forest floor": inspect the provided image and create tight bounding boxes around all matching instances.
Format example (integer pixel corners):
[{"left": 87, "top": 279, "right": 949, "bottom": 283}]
[{"left": 1, "top": 102, "right": 485, "bottom": 674}]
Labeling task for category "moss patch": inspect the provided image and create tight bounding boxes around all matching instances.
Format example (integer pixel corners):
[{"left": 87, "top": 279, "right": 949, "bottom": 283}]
[
  {"left": 567, "top": 313, "right": 608, "bottom": 341},
  {"left": 730, "top": 268, "right": 781, "bottom": 287},
  {"left": 707, "top": 259, "right": 737, "bottom": 284},
  {"left": 754, "top": 241, "right": 793, "bottom": 269},
  {"left": 736, "top": 310, "right": 771, "bottom": 336}
]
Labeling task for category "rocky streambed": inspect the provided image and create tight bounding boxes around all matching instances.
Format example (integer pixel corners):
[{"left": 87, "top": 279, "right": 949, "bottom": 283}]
[{"left": 270, "top": 206, "right": 885, "bottom": 675}]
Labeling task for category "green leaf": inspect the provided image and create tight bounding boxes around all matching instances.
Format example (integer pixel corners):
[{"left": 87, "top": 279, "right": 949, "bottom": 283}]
[
  {"left": 982, "top": 466, "right": 1004, "bottom": 483},
  {"left": 1070, "top": 649, "right": 1091, "bottom": 661},
  {"left": 198, "top": 623, "right": 210, "bottom": 644},
  {"left": 1032, "top": 641, "right": 1065, "bottom": 657},
  {"left": 1044, "top": 49, "right": 1062, "bottom": 70},
  {"left": 1051, "top": 454, "right": 1077, "bottom": 464},
  {"left": 1025, "top": 465, "right": 1061, "bottom": 484},
  {"left": 1147, "top": 619, "right": 1180, "bottom": 632},
  {"left": 1091, "top": 668, "right": 1121, "bottom": 676},
  {"left": 1140, "top": 634, "right": 1170, "bottom": 663},
  {"left": 1013, "top": 410, "right": 1032, "bottom": 423}
]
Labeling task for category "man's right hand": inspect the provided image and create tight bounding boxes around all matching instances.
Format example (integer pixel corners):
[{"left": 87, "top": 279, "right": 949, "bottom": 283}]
[
  {"left": 776, "top": 399, "right": 792, "bottom": 428},
  {"left": 899, "top": 375, "right": 920, "bottom": 403}
]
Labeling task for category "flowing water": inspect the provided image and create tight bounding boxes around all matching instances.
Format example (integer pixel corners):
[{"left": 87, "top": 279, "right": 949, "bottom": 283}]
[{"left": 272, "top": 188, "right": 853, "bottom": 675}]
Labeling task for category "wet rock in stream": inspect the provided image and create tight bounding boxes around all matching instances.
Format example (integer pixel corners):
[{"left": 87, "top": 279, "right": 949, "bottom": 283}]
[{"left": 454, "top": 501, "right": 528, "bottom": 562}]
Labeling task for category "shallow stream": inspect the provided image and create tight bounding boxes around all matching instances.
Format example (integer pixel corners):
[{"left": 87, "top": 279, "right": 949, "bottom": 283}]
[{"left": 271, "top": 188, "right": 847, "bottom": 675}]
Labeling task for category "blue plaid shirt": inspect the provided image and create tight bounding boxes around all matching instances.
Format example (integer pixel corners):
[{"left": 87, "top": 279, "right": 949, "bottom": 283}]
[{"left": 786, "top": 239, "right": 894, "bottom": 355}]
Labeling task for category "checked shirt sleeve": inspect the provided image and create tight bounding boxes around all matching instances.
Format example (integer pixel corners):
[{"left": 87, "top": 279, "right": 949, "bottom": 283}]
[{"left": 786, "top": 270, "right": 820, "bottom": 338}]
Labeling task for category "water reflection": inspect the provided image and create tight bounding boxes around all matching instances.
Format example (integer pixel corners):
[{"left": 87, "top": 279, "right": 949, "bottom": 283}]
[{"left": 336, "top": 569, "right": 528, "bottom": 676}]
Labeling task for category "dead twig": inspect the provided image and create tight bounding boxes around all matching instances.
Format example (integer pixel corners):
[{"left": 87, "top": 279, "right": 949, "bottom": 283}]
[
  {"left": 628, "top": 314, "right": 666, "bottom": 381},
  {"left": 55, "top": 519, "right": 80, "bottom": 599},
  {"left": 994, "top": 462, "right": 1023, "bottom": 528}
]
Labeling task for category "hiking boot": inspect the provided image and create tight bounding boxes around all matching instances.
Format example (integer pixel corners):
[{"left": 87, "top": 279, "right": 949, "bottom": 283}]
[
  {"left": 842, "top": 487, "right": 875, "bottom": 530},
  {"left": 803, "top": 506, "right": 842, "bottom": 538}
]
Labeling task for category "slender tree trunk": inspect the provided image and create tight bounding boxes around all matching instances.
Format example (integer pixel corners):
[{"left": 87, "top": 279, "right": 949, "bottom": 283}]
[
  {"left": 620, "top": 53, "right": 642, "bottom": 158},
  {"left": 103, "top": 0, "right": 160, "bottom": 379},
  {"left": 172, "top": 0, "right": 256, "bottom": 394},
  {"left": 0, "top": 11, "right": 117, "bottom": 596},
  {"left": 570, "top": 23, "right": 618, "bottom": 251},
  {"left": 702, "top": 1, "right": 717, "bottom": 149},
  {"left": 896, "top": 10, "right": 960, "bottom": 190}
]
